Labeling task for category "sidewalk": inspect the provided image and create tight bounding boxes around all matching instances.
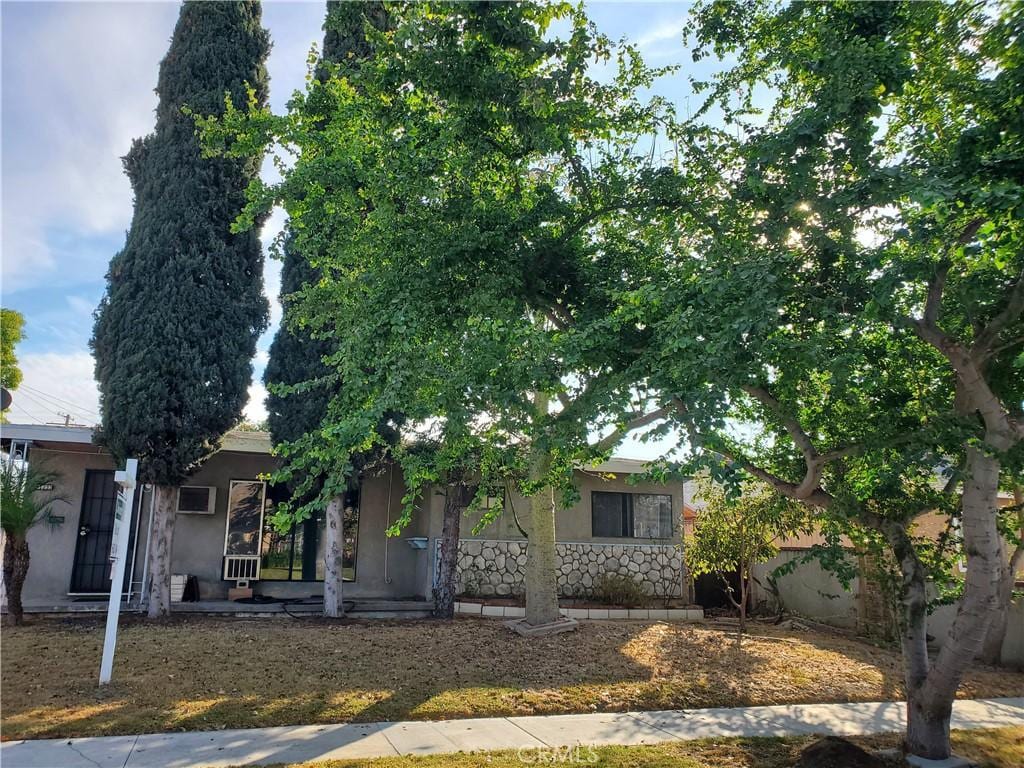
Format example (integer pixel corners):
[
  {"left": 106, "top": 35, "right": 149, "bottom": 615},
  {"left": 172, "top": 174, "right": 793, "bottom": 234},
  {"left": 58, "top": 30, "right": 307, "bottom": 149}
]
[{"left": 2, "top": 697, "right": 1021, "bottom": 768}]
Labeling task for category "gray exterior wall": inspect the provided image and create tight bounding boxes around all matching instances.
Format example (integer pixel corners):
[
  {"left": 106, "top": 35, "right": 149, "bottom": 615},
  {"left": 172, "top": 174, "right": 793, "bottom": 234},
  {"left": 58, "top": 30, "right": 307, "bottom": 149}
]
[
  {"left": 750, "top": 550, "right": 1024, "bottom": 668},
  {"left": 21, "top": 447, "right": 120, "bottom": 602}
]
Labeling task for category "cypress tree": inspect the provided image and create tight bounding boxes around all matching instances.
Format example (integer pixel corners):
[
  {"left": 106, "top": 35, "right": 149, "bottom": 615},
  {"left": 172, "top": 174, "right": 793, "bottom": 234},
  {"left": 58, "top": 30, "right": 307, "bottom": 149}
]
[
  {"left": 264, "top": 1, "right": 388, "bottom": 616},
  {"left": 91, "top": 1, "right": 270, "bottom": 617}
]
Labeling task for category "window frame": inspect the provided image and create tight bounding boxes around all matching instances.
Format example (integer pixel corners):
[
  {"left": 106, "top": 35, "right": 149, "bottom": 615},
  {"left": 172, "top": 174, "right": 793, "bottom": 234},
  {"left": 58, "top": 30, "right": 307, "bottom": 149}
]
[
  {"left": 176, "top": 485, "right": 217, "bottom": 515},
  {"left": 590, "top": 491, "right": 674, "bottom": 540},
  {"left": 258, "top": 487, "right": 359, "bottom": 583}
]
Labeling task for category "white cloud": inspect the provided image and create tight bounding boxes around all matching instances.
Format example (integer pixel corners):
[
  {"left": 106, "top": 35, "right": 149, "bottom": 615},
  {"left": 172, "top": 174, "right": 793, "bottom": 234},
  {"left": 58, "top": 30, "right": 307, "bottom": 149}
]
[
  {"left": 1, "top": 2, "right": 179, "bottom": 294},
  {"left": 244, "top": 380, "right": 269, "bottom": 425},
  {"left": 635, "top": 17, "right": 688, "bottom": 52},
  {"left": 8, "top": 352, "right": 100, "bottom": 426},
  {"left": 9, "top": 350, "right": 271, "bottom": 430}
]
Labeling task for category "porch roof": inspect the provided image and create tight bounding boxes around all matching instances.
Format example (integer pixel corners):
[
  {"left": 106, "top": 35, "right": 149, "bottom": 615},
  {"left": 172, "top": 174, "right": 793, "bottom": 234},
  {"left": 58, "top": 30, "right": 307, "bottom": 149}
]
[{"left": 0, "top": 423, "right": 273, "bottom": 454}]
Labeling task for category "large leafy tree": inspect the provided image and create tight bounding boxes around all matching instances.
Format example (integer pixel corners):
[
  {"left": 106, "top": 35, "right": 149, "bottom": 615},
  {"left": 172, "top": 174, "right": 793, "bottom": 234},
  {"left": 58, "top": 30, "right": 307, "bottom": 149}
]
[
  {"left": 263, "top": 1, "right": 389, "bottom": 618},
  {"left": 0, "top": 308, "right": 24, "bottom": 421},
  {"left": 639, "top": 1, "right": 1023, "bottom": 759},
  {"left": 0, "top": 308, "right": 24, "bottom": 393},
  {"left": 205, "top": 1, "right": 682, "bottom": 629},
  {"left": 92, "top": 0, "right": 270, "bottom": 617}
]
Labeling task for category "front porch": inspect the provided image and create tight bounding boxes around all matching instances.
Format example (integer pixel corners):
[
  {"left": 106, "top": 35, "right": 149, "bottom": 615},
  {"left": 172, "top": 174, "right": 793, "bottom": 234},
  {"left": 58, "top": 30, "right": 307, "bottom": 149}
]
[{"left": 19, "top": 597, "right": 435, "bottom": 619}]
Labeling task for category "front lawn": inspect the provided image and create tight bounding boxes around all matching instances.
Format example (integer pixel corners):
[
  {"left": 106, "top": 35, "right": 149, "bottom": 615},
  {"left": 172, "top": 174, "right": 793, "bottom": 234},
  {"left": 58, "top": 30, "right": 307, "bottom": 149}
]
[
  {"left": 267, "top": 729, "right": 1024, "bottom": 768},
  {"left": 3, "top": 616, "right": 1021, "bottom": 741}
]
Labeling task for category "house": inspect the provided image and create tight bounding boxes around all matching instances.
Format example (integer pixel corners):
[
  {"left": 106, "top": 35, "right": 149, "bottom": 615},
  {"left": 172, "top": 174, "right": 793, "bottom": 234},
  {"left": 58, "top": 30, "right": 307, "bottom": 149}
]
[{"left": 0, "top": 423, "right": 696, "bottom": 611}]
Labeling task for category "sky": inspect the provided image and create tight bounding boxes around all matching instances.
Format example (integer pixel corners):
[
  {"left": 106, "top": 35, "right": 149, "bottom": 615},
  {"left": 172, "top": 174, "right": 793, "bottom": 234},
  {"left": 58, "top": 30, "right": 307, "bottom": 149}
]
[{"left": 1, "top": 1, "right": 705, "bottom": 458}]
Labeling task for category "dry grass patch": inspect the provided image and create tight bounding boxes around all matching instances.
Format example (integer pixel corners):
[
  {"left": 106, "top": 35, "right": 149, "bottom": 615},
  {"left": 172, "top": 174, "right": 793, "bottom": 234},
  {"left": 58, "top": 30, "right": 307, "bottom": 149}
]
[
  {"left": 3, "top": 615, "right": 1020, "bottom": 741},
  {"left": 266, "top": 728, "right": 1024, "bottom": 768}
]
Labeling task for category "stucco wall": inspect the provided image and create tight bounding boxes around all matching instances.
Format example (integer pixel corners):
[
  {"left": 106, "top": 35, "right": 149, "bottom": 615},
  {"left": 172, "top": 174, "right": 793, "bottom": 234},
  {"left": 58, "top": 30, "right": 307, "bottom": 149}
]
[
  {"left": 929, "top": 598, "right": 1024, "bottom": 669},
  {"left": 20, "top": 448, "right": 689, "bottom": 606},
  {"left": 21, "top": 447, "right": 119, "bottom": 602},
  {"left": 417, "top": 469, "right": 691, "bottom": 599},
  {"left": 437, "top": 471, "right": 689, "bottom": 545},
  {"left": 750, "top": 550, "right": 860, "bottom": 629}
]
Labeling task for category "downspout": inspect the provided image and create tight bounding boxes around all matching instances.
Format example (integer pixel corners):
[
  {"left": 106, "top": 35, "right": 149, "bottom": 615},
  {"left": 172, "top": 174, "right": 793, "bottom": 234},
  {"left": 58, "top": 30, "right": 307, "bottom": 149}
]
[
  {"left": 138, "top": 485, "right": 156, "bottom": 612},
  {"left": 384, "top": 463, "right": 394, "bottom": 585}
]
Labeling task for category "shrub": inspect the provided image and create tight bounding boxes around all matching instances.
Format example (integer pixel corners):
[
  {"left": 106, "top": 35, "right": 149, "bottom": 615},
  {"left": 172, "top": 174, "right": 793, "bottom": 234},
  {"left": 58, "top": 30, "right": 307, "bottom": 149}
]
[{"left": 593, "top": 572, "right": 649, "bottom": 608}]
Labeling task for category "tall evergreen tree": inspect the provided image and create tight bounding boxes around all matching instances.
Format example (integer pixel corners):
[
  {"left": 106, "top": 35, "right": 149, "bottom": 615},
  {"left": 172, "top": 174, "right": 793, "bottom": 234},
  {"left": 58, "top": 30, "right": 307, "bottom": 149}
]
[
  {"left": 91, "top": 1, "right": 270, "bottom": 617},
  {"left": 264, "top": 1, "right": 388, "bottom": 617}
]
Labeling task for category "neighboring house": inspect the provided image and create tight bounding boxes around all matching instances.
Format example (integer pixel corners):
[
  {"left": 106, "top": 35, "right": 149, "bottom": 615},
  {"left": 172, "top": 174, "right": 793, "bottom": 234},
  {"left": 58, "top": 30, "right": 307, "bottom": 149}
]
[{"left": 0, "top": 423, "right": 695, "bottom": 608}]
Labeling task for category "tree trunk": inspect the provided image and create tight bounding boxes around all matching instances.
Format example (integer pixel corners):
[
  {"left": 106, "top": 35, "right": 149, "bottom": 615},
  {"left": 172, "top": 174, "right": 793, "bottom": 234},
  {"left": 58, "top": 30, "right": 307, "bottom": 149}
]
[
  {"left": 978, "top": 485, "right": 1023, "bottom": 665},
  {"left": 902, "top": 444, "right": 1003, "bottom": 760},
  {"left": 737, "top": 562, "right": 748, "bottom": 644},
  {"left": 323, "top": 494, "right": 345, "bottom": 618},
  {"left": 524, "top": 429, "right": 561, "bottom": 626},
  {"left": 885, "top": 519, "right": 935, "bottom": 754},
  {"left": 2, "top": 532, "right": 30, "bottom": 625},
  {"left": 433, "top": 482, "right": 462, "bottom": 619},
  {"left": 145, "top": 485, "right": 177, "bottom": 618}
]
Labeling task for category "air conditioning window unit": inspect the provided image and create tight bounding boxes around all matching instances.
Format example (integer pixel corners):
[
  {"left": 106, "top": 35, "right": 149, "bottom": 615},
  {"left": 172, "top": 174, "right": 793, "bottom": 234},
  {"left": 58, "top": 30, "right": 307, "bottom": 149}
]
[{"left": 223, "top": 555, "right": 260, "bottom": 581}]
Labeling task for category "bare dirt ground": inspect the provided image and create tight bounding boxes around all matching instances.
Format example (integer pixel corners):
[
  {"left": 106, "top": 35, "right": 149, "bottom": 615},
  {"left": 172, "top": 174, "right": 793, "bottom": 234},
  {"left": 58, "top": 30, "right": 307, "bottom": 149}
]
[{"left": 3, "top": 615, "right": 1021, "bottom": 741}]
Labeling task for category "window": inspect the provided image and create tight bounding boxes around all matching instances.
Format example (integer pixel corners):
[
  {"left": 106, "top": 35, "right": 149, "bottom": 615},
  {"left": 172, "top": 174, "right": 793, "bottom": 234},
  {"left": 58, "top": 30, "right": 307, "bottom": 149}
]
[
  {"left": 223, "top": 480, "right": 266, "bottom": 555},
  {"left": 591, "top": 492, "right": 673, "bottom": 539},
  {"left": 177, "top": 486, "right": 216, "bottom": 515},
  {"left": 260, "top": 487, "right": 359, "bottom": 581}
]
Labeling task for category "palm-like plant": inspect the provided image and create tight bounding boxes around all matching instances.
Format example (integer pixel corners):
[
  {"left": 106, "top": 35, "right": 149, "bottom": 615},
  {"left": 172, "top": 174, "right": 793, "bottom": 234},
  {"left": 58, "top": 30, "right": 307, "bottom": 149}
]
[{"left": 1, "top": 462, "right": 64, "bottom": 624}]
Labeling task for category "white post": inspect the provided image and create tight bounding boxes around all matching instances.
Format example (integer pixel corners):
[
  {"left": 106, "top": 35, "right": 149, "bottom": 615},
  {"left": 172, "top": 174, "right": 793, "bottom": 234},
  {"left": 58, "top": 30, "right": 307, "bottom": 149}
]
[{"left": 99, "top": 458, "right": 138, "bottom": 685}]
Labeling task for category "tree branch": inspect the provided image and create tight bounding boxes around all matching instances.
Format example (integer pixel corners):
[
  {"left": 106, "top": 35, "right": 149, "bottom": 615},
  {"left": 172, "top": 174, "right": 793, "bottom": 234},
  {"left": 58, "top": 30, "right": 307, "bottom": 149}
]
[
  {"left": 670, "top": 396, "right": 836, "bottom": 509},
  {"left": 901, "top": 265, "right": 1023, "bottom": 448},
  {"left": 741, "top": 384, "right": 860, "bottom": 500},
  {"left": 591, "top": 404, "right": 674, "bottom": 454},
  {"left": 973, "top": 268, "right": 1024, "bottom": 360}
]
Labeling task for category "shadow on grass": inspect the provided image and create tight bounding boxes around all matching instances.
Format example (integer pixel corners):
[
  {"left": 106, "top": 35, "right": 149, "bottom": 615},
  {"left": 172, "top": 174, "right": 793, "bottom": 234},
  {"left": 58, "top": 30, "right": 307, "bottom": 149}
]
[{"left": 3, "top": 614, "right": 1018, "bottom": 742}]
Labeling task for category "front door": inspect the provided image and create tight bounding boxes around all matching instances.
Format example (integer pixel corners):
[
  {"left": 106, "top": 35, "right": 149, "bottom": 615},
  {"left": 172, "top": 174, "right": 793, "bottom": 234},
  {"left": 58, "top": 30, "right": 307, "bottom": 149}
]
[{"left": 70, "top": 470, "right": 121, "bottom": 593}]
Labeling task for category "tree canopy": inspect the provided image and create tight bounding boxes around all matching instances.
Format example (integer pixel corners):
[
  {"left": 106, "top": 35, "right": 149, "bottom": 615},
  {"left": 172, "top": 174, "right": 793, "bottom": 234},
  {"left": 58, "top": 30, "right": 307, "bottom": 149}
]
[
  {"left": 92, "top": 0, "right": 271, "bottom": 486},
  {"left": 205, "top": 1, "right": 682, "bottom": 519},
  {"left": 0, "top": 308, "right": 24, "bottom": 394},
  {"left": 635, "top": 0, "right": 1023, "bottom": 758}
]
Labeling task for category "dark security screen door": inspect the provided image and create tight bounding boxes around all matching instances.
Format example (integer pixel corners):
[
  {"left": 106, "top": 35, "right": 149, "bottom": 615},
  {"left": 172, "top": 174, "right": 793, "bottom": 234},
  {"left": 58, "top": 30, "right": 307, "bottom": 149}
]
[{"left": 70, "top": 470, "right": 119, "bottom": 593}]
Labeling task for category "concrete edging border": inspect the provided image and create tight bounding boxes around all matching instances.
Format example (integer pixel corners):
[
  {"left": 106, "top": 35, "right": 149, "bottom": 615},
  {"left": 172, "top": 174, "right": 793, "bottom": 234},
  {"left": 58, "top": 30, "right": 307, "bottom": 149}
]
[{"left": 455, "top": 602, "right": 704, "bottom": 621}]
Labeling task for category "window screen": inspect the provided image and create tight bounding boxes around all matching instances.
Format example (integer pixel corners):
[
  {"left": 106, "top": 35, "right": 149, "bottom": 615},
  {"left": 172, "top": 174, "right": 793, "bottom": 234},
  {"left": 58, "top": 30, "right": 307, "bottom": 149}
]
[
  {"left": 633, "top": 494, "right": 673, "bottom": 538},
  {"left": 592, "top": 492, "right": 673, "bottom": 539},
  {"left": 592, "top": 492, "right": 629, "bottom": 537},
  {"left": 177, "top": 486, "right": 214, "bottom": 514}
]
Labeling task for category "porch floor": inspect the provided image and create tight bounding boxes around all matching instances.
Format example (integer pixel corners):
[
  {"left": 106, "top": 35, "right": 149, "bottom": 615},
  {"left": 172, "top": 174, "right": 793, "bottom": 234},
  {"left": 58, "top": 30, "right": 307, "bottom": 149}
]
[{"left": 20, "top": 598, "right": 434, "bottom": 619}]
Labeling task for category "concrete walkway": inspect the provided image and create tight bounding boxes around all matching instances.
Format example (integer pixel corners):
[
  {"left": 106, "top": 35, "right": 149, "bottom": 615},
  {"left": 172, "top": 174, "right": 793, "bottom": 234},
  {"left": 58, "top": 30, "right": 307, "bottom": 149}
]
[{"left": 2, "top": 698, "right": 1021, "bottom": 768}]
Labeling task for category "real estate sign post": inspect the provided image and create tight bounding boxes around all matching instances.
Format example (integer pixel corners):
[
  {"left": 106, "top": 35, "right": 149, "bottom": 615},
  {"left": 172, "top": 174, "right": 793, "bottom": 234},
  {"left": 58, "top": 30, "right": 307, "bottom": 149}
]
[{"left": 99, "top": 458, "right": 138, "bottom": 685}]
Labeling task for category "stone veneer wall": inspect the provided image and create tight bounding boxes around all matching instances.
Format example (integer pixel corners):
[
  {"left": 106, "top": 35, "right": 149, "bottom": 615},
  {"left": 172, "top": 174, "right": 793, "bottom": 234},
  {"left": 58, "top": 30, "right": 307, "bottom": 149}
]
[{"left": 451, "top": 539, "right": 684, "bottom": 598}]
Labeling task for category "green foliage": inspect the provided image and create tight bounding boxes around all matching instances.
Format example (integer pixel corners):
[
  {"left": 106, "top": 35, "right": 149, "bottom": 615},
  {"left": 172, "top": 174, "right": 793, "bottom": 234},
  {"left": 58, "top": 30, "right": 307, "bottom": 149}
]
[
  {"left": 592, "top": 572, "right": 649, "bottom": 608},
  {"left": 688, "top": 478, "right": 810, "bottom": 582},
  {"left": 203, "top": 2, "right": 683, "bottom": 525},
  {"left": 0, "top": 462, "right": 64, "bottom": 536},
  {"left": 264, "top": 3, "right": 389, "bottom": 453},
  {"left": 637, "top": 0, "right": 1023, "bottom": 583},
  {"left": 0, "top": 308, "right": 24, "bottom": 393},
  {"left": 91, "top": 1, "right": 270, "bottom": 485}
]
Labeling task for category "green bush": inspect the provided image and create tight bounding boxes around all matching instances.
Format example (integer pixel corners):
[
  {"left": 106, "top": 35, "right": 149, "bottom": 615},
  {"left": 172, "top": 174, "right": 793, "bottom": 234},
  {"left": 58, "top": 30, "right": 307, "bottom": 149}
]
[{"left": 592, "top": 572, "right": 649, "bottom": 608}]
